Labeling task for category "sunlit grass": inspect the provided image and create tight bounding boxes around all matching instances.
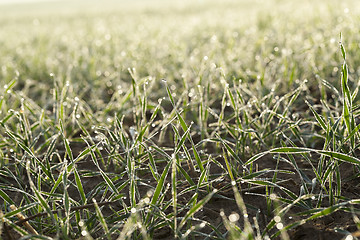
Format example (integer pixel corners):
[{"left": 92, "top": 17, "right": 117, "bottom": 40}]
[{"left": 1, "top": 0, "right": 360, "bottom": 239}]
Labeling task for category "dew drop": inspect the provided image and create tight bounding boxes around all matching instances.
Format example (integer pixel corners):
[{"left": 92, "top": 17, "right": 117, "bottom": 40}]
[
  {"left": 270, "top": 193, "right": 277, "bottom": 200},
  {"left": 147, "top": 190, "right": 154, "bottom": 197},
  {"left": 229, "top": 213, "right": 240, "bottom": 222},
  {"left": 220, "top": 210, "right": 225, "bottom": 217},
  {"left": 345, "top": 235, "right": 353, "bottom": 240},
  {"left": 129, "top": 126, "right": 138, "bottom": 138}
]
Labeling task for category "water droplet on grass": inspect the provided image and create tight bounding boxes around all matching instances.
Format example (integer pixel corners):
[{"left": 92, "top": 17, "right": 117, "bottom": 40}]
[
  {"left": 147, "top": 190, "right": 154, "bottom": 197},
  {"left": 220, "top": 210, "right": 225, "bottom": 217},
  {"left": 229, "top": 213, "right": 240, "bottom": 222},
  {"left": 129, "top": 127, "right": 138, "bottom": 138},
  {"left": 270, "top": 193, "right": 277, "bottom": 200},
  {"left": 345, "top": 235, "right": 353, "bottom": 240}
]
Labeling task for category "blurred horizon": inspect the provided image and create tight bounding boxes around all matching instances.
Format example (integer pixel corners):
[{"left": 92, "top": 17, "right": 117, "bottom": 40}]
[{"left": 0, "top": 0, "right": 61, "bottom": 4}]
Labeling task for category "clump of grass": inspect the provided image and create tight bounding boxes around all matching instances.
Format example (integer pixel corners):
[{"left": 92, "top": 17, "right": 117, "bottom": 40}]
[{"left": 1, "top": 0, "right": 360, "bottom": 239}]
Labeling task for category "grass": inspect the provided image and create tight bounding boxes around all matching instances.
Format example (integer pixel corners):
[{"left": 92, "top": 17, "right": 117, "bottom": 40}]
[{"left": 1, "top": 0, "right": 360, "bottom": 239}]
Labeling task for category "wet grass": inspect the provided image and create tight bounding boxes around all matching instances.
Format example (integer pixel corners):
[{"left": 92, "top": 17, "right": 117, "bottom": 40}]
[{"left": 1, "top": 0, "right": 360, "bottom": 239}]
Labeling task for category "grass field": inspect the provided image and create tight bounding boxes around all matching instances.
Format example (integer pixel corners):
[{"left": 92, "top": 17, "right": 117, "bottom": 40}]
[{"left": 1, "top": 0, "right": 360, "bottom": 239}]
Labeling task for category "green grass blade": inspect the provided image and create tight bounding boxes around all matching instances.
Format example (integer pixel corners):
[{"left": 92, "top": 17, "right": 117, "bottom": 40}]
[
  {"left": 74, "top": 168, "right": 87, "bottom": 204},
  {"left": 178, "top": 189, "right": 217, "bottom": 230}
]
